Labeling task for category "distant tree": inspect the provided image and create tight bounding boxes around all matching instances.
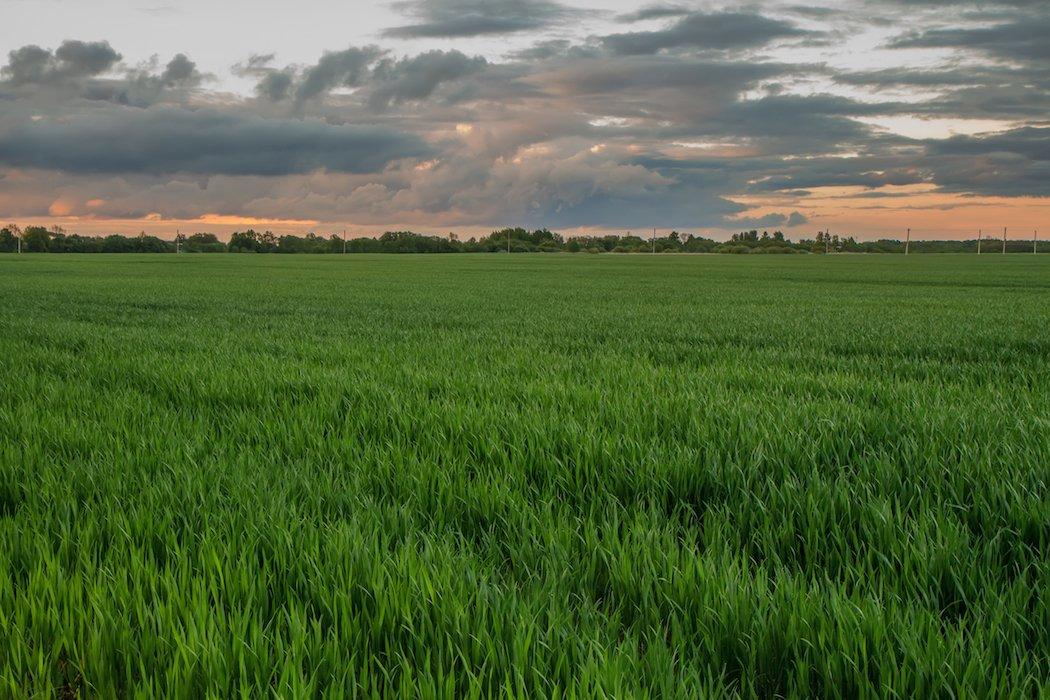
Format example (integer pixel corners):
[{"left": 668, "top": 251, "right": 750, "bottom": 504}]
[
  {"left": 21, "top": 226, "right": 51, "bottom": 252},
  {"left": 683, "top": 234, "right": 717, "bottom": 253},
  {"left": 260, "top": 231, "right": 278, "bottom": 252},
  {"left": 102, "top": 234, "right": 135, "bottom": 253},
  {"left": 0, "top": 226, "right": 18, "bottom": 252},
  {"left": 183, "top": 233, "right": 226, "bottom": 253},
  {"left": 135, "top": 234, "right": 174, "bottom": 253},
  {"left": 228, "top": 229, "right": 261, "bottom": 252}
]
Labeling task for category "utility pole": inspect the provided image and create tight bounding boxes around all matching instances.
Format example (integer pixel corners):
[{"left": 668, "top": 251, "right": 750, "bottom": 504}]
[
  {"left": 651, "top": 228, "right": 656, "bottom": 254},
  {"left": 1002, "top": 227, "right": 1007, "bottom": 254},
  {"left": 977, "top": 229, "right": 982, "bottom": 255},
  {"left": 905, "top": 228, "right": 910, "bottom": 255}
]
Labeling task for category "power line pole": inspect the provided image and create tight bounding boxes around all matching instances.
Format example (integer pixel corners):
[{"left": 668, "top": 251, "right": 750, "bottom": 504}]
[
  {"left": 651, "top": 228, "right": 656, "bottom": 254},
  {"left": 1002, "top": 227, "right": 1007, "bottom": 254},
  {"left": 905, "top": 228, "right": 910, "bottom": 255},
  {"left": 977, "top": 229, "right": 982, "bottom": 255}
]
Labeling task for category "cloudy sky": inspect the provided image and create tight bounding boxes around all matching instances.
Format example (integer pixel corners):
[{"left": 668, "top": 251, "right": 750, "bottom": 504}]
[{"left": 1, "top": 0, "right": 1047, "bottom": 239}]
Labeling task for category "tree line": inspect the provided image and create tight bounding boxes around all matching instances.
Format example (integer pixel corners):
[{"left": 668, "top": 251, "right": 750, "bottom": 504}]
[{"left": 1, "top": 224, "right": 1043, "bottom": 254}]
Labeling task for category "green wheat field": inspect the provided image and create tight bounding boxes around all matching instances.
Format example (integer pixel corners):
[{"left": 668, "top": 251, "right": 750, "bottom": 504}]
[{"left": 1, "top": 253, "right": 1047, "bottom": 697}]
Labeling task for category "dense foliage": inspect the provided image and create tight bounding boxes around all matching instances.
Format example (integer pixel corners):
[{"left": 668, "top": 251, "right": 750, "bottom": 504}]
[
  {"left": 1, "top": 254, "right": 1047, "bottom": 696},
  {"left": 2, "top": 224, "right": 1043, "bottom": 254}
]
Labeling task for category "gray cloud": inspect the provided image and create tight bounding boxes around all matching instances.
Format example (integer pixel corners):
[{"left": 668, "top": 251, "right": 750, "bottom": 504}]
[
  {"left": 928, "top": 126, "right": 1050, "bottom": 160},
  {"left": 384, "top": 0, "right": 581, "bottom": 38},
  {"left": 731, "top": 212, "right": 795, "bottom": 229},
  {"left": 256, "top": 70, "right": 295, "bottom": 101},
  {"left": 879, "top": 0, "right": 1046, "bottom": 6},
  {"left": 1, "top": 45, "right": 51, "bottom": 85},
  {"left": 615, "top": 4, "right": 691, "bottom": 23},
  {"left": 2, "top": 40, "right": 122, "bottom": 86},
  {"left": 159, "top": 54, "right": 203, "bottom": 87},
  {"left": 0, "top": 42, "right": 210, "bottom": 109},
  {"left": 920, "top": 126, "right": 1050, "bottom": 196},
  {"left": 294, "top": 46, "right": 385, "bottom": 103},
  {"left": 233, "top": 54, "right": 295, "bottom": 101},
  {"left": 602, "top": 12, "right": 812, "bottom": 55},
  {"left": 251, "top": 46, "right": 486, "bottom": 109},
  {"left": 0, "top": 109, "right": 432, "bottom": 175},
  {"left": 835, "top": 67, "right": 972, "bottom": 88},
  {"left": 741, "top": 161, "right": 926, "bottom": 193},
  {"left": 508, "top": 39, "right": 575, "bottom": 61},
  {"left": 369, "top": 50, "right": 487, "bottom": 108},
  {"left": 889, "top": 16, "right": 1050, "bottom": 63},
  {"left": 538, "top": 56, "right": 790, "bottom": 97},
  {"left": 54, "top": 40, "right": 123, "bottom": 78}
]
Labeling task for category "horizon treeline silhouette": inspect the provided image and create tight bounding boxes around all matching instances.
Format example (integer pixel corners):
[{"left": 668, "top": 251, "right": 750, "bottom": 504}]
[{"left": 1, "top": 225, "right": 1043, "bottom": 254}]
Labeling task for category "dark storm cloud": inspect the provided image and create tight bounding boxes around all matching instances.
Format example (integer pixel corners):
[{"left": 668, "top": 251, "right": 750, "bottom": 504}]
[
  {"left": 384, "top": 0, "right": 581, "bottom": 38},
  {"left": 601, "top": 12, "right": 812, "bottom": 55},
  {"left": 369, "top": 50, "right": 487, "bottom": 108},
  {"left": 1, "top": 40, "right": 121, "bottom": 85},
  {"left": 0, "top": 109, "right": 432, "bottom": 175},
  {"left": 889, "top": 16, "right": 1050, "bottom": 63}
]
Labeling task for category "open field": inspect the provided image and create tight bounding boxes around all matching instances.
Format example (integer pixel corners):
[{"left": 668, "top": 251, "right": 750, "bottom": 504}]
[{"left": 1, "top": 253, "right": 1047, "bottom": 696}]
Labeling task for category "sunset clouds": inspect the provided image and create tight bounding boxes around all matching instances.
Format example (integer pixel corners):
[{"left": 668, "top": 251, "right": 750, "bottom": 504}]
[{"left": 0, "top": 0, "right": 1047, "bottom": 237}]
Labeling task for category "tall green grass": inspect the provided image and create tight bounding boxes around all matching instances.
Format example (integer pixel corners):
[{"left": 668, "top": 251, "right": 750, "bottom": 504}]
[{"left": 0, "top": 253, "right": 1047, "bottom": 697}]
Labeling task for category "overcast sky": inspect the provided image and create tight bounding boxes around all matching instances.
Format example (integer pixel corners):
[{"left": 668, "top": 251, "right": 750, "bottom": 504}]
[{"left": 1, "top": 0, "right": 1047, "bottom": 239}]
